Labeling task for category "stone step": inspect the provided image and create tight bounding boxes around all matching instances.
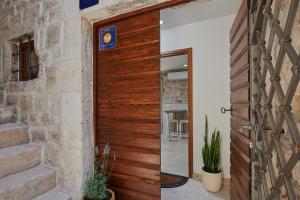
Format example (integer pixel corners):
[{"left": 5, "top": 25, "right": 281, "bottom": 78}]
[
  {"left": 0, "top": 144, "right": 41, "bottom": 178},
  {"left": 0, "top": 124, "right": 29, "bottom": 148},
  {"left": 0, "top": 105, "right": 17, "bottom": 125},
  {"left": 0, "top": 166, "right": 56, "bottom": 200},
  {"left": 33, "top": 187, "right": 73, "bottom": 200}
]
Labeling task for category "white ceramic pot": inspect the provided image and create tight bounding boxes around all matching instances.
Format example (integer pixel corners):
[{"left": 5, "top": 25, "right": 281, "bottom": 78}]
[{"left": 202, "top": 168, "right": 222, "bottom": 192}]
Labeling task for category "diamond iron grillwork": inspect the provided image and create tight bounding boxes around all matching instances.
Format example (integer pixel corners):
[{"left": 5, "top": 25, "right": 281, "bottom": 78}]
[{"left": 250, "top": 0, "right": 300, "bottom": 199}]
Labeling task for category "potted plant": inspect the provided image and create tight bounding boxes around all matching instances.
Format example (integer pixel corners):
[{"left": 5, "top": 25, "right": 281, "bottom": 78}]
[
  {"left": 84, "top": 144, "right": 116, "bottom": 200},
  {"left": 202, "top": 115, "right": 222, "bottom": 192}
]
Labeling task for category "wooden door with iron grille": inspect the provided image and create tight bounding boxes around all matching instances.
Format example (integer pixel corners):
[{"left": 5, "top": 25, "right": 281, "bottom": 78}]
[
  {"left": 229, "top": 0, "right": 251, "bottom": 199},
  {"left": 250, "top": 0, "right": 300, "bottom": 199},
  {"left": 94, "top": 11, "right": 160, "bottom": 200}
]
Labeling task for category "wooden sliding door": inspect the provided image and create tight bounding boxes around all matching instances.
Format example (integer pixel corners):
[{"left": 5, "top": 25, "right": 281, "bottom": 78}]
[{"left": 94, "top": 11, "right": 161, "bottom": 200}]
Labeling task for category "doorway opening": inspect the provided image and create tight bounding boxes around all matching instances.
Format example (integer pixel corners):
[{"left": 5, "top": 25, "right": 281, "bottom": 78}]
[
  {"left": 159, "top": 1, "right": 239, "bottom": 199},
  {"left": 160, "top": 48, "right": 193, "bottom": 185}
]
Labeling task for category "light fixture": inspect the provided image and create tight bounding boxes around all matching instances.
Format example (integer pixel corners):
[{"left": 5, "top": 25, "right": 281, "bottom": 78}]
[
  {"left": 160, "top": 20, "right": 164, "bottom": 25},
  {"left": 184, "top": 64, "right": 188, "bottom": 67}
]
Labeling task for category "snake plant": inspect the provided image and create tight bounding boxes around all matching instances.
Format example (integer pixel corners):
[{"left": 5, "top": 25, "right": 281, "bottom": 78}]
[{"left": 202, "top": 115, "right": 221, "bottom": 173}]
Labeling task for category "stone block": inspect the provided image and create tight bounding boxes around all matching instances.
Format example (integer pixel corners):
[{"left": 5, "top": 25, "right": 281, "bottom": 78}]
[
  {"left": 30, "top": 113, "right": 40, "bottom": 126},
  {"left": 0, "top": 105, "right": 17, "bottom": 125},
  {"left": 6, "top": 81, "right": 37, "bottom": 94},
  {"left": 0, "top": 124, "right": 29, "bottom": 148},
  {"left": 15, "top": 1, "right": 27, "bottom": 12},
  {"left": 33, "top": 187, "right": 73, "bottom": 200},
  {"left": 6, "top": 82, "right": 19, "bottom": 93},
  {"left": 48, "top": 126, "right": 60, "bottom": 144},
  {"left": 34, "top": 95, "right": 48, "bottom": 113},
  {"left": 41, "top": 113, "right": 50, "bottom": 126},
  {"left": 46, "top": 67, "right": 57, "bottom": 84},
  {"left": 46, "top": 142, "right": 60, "bottom": 166},
  {"left": 0, "top": 166, "right": 56, "bottom": 200},
  {"left": 18, "top": 95, "right": 33, "bottom": 113},
  {"left": 48, "top": 6, "right": 62, "bottom": 23},
  {"left": 0, "top": 144, "right": 41, "bottom": 178},
  {"left": 23, "top": 3, "right": 40, "bottom": 22},
  {"left": 32, "top": 128, "right": 46, "bottom": 143},
  {"left": 6, "top": 95, "right": 17, "bottom": 105},
  {"left": 37, "top": 13, "right": 48, "bottom": 29},
  {"left": 43, "top": 0, "right": 58, "bottom": 11},
  {"left": 48, "top": 94, "right": 60, "bottom": 114},
  {"left": 45, "top": 23, "right": 62, "bottom": 48},
  {"left": 20, "top": 113, "right": 29, "bottom": 124}
]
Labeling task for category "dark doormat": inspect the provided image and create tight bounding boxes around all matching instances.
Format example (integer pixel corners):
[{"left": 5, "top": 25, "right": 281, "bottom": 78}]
[{"left": 161, "top": 172, "right": 189, "bottom": 188}]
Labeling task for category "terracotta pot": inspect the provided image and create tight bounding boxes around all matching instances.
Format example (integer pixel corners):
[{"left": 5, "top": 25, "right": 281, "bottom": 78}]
[
  {"left": 202, "top": 168, "right": 222, "bottom": 192},
  {"left": 107, "top": 189, "right": 115, "bottom": 200},
  {"left": 83, "top": 189, "right": 115, "bottom": 200}
]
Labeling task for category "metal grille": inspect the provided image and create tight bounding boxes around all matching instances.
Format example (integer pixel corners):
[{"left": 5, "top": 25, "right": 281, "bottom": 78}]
[
  {"left": 11, "top": 35, "right": 39, "bottom": 81},
  {"left": 250, "top": 0, "right": 300, "bottom": 199}
]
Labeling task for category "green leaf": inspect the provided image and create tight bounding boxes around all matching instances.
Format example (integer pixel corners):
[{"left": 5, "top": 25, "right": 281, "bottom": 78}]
[{"left": 201, "top": 115, "right": 222, "bottom": 173}]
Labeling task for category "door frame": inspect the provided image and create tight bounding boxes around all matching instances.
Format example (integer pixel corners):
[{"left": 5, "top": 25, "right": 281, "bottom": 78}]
[
  {"left": 92, "top": 0, "right": 195, "bottom": 173},
  {"left": 161, "top": 48, "right": 193, "bottom": 178}
]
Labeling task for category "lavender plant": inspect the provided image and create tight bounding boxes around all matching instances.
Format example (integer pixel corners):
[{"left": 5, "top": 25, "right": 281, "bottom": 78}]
[{"left": 84, "top": 144, "right": 116, "bottom": 200}]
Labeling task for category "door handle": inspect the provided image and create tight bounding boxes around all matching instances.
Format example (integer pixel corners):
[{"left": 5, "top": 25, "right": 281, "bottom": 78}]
[
  {"left": 237, "top": 125, "right": 256, "bottom": 133},
  {"left": 221, "top": 107, "right": 232, "bottom": 114}
]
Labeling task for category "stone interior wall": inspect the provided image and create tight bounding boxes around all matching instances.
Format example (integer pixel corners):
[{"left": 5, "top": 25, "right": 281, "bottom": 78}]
[
  {"left": 161, "top": 72, "right": 188, "bottom": 104},
  {"left": 262, "top": 1, "right": 300, "bottom": 199}
]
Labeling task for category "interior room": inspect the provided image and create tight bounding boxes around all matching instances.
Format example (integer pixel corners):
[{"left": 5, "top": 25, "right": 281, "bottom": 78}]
[
  {"left": 160, "top": 0, "right": 242, "bottom": 199},
  {"left": 160, "top": 53, "right": 189, "bottom": 178}
]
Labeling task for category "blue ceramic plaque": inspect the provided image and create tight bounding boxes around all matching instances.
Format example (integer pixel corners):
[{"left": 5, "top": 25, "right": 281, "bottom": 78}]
[
  {"left": 80, "top": 0, "right": 99, "bottom": 10},
  {"left": 99, "top": 26, "right": 117, "bottom": 50}
]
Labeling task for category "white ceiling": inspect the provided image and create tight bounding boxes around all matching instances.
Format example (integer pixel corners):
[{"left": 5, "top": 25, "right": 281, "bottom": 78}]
[
  {"left": 160, "top": 0, "right": 242, "bottom": 29},
  {"left": 161, "top": 55, "right": 188, "bottom": 71}
]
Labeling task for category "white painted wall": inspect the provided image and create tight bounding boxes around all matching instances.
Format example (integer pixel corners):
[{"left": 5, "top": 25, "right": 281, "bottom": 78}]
[{"left": 161, "top": 14, "right": 235, "bottom": 178}]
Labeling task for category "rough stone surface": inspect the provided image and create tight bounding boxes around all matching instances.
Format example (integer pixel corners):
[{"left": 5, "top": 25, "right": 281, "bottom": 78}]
[
  {"left": 0, "top": 166, "right": 56, "bottom": 200},
  {"left": 162, "top": 72, "right": 188, "bottom": 104},
  {"left": 0, "top": 124, "right": 29, "bottom": 148},
  {"left": 0, "top": 144, "right": 41, "bottom": 178},
  {"left": 0, "top": 0, "right": 175, "bottom": 198},
  {"left": 0, "top": 105, "right": 17, "bottom": 125},
  {"left": 34, "top": 187, "right": 73, "bottom": 200}
]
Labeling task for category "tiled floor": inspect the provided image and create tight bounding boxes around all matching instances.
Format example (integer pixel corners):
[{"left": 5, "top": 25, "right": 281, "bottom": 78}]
[
  {"left": 161, "top": 179, "right": 230, "bottom": 200},
  {"left": 161, "top": 134, "right": 230, "bottom": 200},
  {"left": 161, "top": 134, "right": 188, "bottom": 177}
]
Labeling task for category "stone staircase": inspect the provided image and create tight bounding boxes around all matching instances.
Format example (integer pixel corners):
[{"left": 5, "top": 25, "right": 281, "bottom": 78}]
[{"left": 0, "top": 87, "right": 72, "bottom": 200}]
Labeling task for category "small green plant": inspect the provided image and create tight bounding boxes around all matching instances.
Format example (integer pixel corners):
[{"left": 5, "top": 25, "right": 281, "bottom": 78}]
[
  {"left": 202, "top": 115, "right": 221, "bottom": 173},
  {"left": 84, "top": 174, "right": 107, "bottom": 199},
  {"left": 84, "top": 144, "right": 116, "bottom": 200}
]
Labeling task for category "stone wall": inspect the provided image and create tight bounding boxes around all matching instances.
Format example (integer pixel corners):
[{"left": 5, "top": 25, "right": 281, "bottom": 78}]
[
  {"left": 161, "top": 72, "right": 188, "bottom": 104},
  {"left": 0, "top": 0, "right": 90, "bottom": 198},
  {"left": 0, "top": 0, "right": 180, "bottom": 198}
]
